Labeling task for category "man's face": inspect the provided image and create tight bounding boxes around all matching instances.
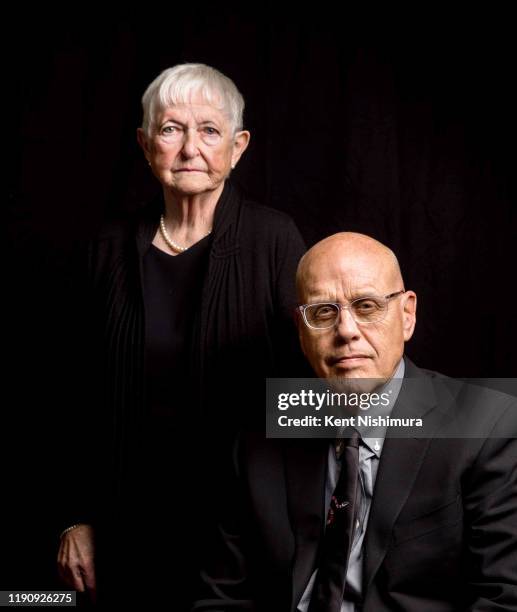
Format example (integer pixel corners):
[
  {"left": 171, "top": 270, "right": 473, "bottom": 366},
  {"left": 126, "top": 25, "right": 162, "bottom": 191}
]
[{"left": 298, "top": 249, "right": 416, "bottom": 384}]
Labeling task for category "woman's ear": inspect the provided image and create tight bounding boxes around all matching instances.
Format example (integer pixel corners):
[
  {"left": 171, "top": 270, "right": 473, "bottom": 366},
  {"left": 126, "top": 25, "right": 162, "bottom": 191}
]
[
  {"left": 136, "top": 128, "right": 152, "bottom": 162},
  {"left": 231, "top": 130, "right": 251, "bottom": 167}
]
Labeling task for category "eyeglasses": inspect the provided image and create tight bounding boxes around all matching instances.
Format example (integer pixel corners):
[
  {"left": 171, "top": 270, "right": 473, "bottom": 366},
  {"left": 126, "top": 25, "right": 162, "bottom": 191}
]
[{"left": 298, "top": 291, "right": 405, "bottom": 329}]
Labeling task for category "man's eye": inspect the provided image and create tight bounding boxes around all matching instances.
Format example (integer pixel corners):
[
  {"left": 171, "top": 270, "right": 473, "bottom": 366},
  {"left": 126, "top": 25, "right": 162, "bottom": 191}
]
[
  {"left": 203, "top": 127, "right": 219, "bottom": 135},
  {"left": 313, "top": 306, "right": 336, "bottom": 318},
  {"left": 162, "top": 125, "right": 179, "bottom": 134},
  {"left": 354, "top": 299, "right": 380, "bottom": 312}
]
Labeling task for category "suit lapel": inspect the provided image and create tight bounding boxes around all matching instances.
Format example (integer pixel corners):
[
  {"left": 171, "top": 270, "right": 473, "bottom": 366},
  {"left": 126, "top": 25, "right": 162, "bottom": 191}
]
[
  {"left": 363, "top": 359, "right": 447, "bottom": 591},
  {"left": 284, "top": 438, "right": 328, "bottom": 610}
]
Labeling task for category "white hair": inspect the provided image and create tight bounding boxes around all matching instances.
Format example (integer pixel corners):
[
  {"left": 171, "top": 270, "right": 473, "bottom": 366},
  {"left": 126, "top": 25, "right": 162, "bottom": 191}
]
[{"left": 140, "top": 63, "right": 245, "bottom": 137}]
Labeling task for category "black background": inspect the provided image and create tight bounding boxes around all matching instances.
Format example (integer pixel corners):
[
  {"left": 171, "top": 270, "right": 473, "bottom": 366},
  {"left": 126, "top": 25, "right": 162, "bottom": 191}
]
[{"left": 5, "top": 7, "right": 516, "bottom": 592}]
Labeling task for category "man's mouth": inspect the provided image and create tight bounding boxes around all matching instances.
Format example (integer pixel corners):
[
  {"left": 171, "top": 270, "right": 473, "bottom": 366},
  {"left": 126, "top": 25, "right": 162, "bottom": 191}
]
[{"left": 329, "top": 354, "right": 370, "bottom": 366}]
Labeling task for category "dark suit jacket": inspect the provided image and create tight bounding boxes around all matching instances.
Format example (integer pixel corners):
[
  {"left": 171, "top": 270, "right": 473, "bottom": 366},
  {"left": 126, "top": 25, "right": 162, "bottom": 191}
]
[{"left": 193, "top": 359, "right": 517, "bottom": 611}]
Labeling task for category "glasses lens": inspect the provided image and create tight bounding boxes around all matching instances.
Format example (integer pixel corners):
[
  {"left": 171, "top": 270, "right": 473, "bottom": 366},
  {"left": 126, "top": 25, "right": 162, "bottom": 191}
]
[
  {"left": 305, "top": 303, "right": 340, "bottom": 328},
  {"left": 351, "top": 297, "right": 386, "bottom": 323}
]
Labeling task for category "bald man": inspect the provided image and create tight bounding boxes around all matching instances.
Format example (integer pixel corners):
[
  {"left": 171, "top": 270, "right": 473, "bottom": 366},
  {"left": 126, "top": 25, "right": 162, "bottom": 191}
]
[
  {"left": 296, "top": 233, "right": 415, "bottom": 384},
  {"left": 193, "top": 233, "right": 517, "bottom": 612}
]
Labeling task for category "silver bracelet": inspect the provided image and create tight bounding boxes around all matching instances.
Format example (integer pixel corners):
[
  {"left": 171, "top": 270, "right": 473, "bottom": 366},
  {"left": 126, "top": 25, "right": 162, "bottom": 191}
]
[{"left": 59, "top": 523, "right": 85, "bottom": 539}]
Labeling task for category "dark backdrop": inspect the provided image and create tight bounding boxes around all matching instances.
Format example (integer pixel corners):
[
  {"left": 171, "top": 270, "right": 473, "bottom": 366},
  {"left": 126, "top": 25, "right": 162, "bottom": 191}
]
[{"left": 5, "top": 8, "right": 516, "bottom": 593}]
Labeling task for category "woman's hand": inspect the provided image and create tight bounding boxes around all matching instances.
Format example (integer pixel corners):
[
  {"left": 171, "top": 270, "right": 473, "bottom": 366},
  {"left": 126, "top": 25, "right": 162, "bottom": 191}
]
[{"left": 57, "top": 524, "right": 96, "bottom": 603}]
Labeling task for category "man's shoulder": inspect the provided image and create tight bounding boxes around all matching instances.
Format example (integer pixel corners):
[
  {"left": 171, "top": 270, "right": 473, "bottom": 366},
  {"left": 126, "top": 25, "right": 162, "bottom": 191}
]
[
  {"left": 405, "top": 357, "right": 517, "bottom": 437},
  {"left": 403, "top": 356, "right": 450, "bottom": 382}
]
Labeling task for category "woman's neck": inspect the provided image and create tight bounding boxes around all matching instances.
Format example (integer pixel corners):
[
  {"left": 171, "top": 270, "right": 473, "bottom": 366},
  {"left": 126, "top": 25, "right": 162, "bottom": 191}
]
[{"left": 161, "top": 182, "right": 224, "bottom": 243}]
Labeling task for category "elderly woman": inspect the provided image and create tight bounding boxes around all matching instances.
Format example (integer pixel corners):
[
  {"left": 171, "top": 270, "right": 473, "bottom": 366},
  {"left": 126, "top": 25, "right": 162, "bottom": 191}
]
[{"left": 56, "top": 64, "right": 305, "bottom": 606}]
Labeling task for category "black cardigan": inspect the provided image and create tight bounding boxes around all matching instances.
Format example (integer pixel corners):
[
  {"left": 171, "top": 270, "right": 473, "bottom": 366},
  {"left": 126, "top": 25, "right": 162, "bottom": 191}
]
[{"left": 61, "top": 180, "right": 306, "bottom": 528}]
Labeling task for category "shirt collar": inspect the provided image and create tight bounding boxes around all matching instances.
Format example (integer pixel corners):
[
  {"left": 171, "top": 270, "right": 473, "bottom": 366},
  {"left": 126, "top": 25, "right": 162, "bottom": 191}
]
[{"left": 335, "top": 358, "right": 405, "bottom": 459}]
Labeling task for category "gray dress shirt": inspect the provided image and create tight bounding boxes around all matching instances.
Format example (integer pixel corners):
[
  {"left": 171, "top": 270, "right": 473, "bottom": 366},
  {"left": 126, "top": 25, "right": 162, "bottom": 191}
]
[{"left": 297, "top": 360, "right": 405, "bottom": 612}]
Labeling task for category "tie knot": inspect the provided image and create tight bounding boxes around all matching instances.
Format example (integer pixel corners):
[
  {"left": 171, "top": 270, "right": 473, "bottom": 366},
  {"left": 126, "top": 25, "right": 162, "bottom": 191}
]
[{"left": 334, "top": 428, "right": 361, "bottom": 457}]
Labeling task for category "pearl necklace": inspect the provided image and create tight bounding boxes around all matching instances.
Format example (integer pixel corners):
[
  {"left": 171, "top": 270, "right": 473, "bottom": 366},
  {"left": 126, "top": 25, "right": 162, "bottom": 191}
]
[{"left": 159, "top": 214, "right": 211, "bottom": 253}]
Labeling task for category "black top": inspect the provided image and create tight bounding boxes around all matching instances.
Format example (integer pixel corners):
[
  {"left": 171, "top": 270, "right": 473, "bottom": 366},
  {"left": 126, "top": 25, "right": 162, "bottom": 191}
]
[
  {"left": 141, "top": 235, "right": 211, "bottom": 491},
  {"left": 143, "top": 236, "right": 211, "bottom": 421},
  {"left": 136, "top": 236, "right": 211, "bottom": 601}
]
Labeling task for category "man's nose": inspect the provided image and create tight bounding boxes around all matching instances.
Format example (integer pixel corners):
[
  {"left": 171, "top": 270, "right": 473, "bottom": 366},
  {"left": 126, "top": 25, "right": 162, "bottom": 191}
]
[{"left": 335, "top": 306, "right": 361, "bottom": 341}]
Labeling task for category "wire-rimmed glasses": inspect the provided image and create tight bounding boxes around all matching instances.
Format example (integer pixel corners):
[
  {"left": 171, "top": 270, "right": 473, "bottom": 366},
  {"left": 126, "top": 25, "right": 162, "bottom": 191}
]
[{"left": 298, "top": 291, "right": 405, "bottom": 330}]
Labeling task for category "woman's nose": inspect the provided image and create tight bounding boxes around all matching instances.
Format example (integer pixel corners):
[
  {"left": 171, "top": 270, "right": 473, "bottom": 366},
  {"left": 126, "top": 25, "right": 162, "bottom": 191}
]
[{"left": 181, "top": 127, "right": 199, "bottom": 157}]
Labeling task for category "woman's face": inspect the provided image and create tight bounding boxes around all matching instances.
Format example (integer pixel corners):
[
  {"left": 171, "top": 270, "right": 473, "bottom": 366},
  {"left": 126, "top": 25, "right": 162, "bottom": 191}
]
[{"left": 137, "top": 96, "right": 250, "bottom": 197}]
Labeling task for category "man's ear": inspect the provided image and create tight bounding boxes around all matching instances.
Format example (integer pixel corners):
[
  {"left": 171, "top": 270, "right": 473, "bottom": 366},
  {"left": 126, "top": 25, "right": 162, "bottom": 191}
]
[
  {"left": 295, "top": 310, "right": 309, "bottom": 358},
  {"left": 402, "top": 291, "right": 417, "bottom": 341}
]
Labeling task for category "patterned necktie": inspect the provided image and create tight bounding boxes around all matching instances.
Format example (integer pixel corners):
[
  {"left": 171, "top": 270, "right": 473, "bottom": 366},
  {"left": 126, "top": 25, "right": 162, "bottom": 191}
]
[{"left": 308, "top": 429, "right": 361, "bottom": 612}]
